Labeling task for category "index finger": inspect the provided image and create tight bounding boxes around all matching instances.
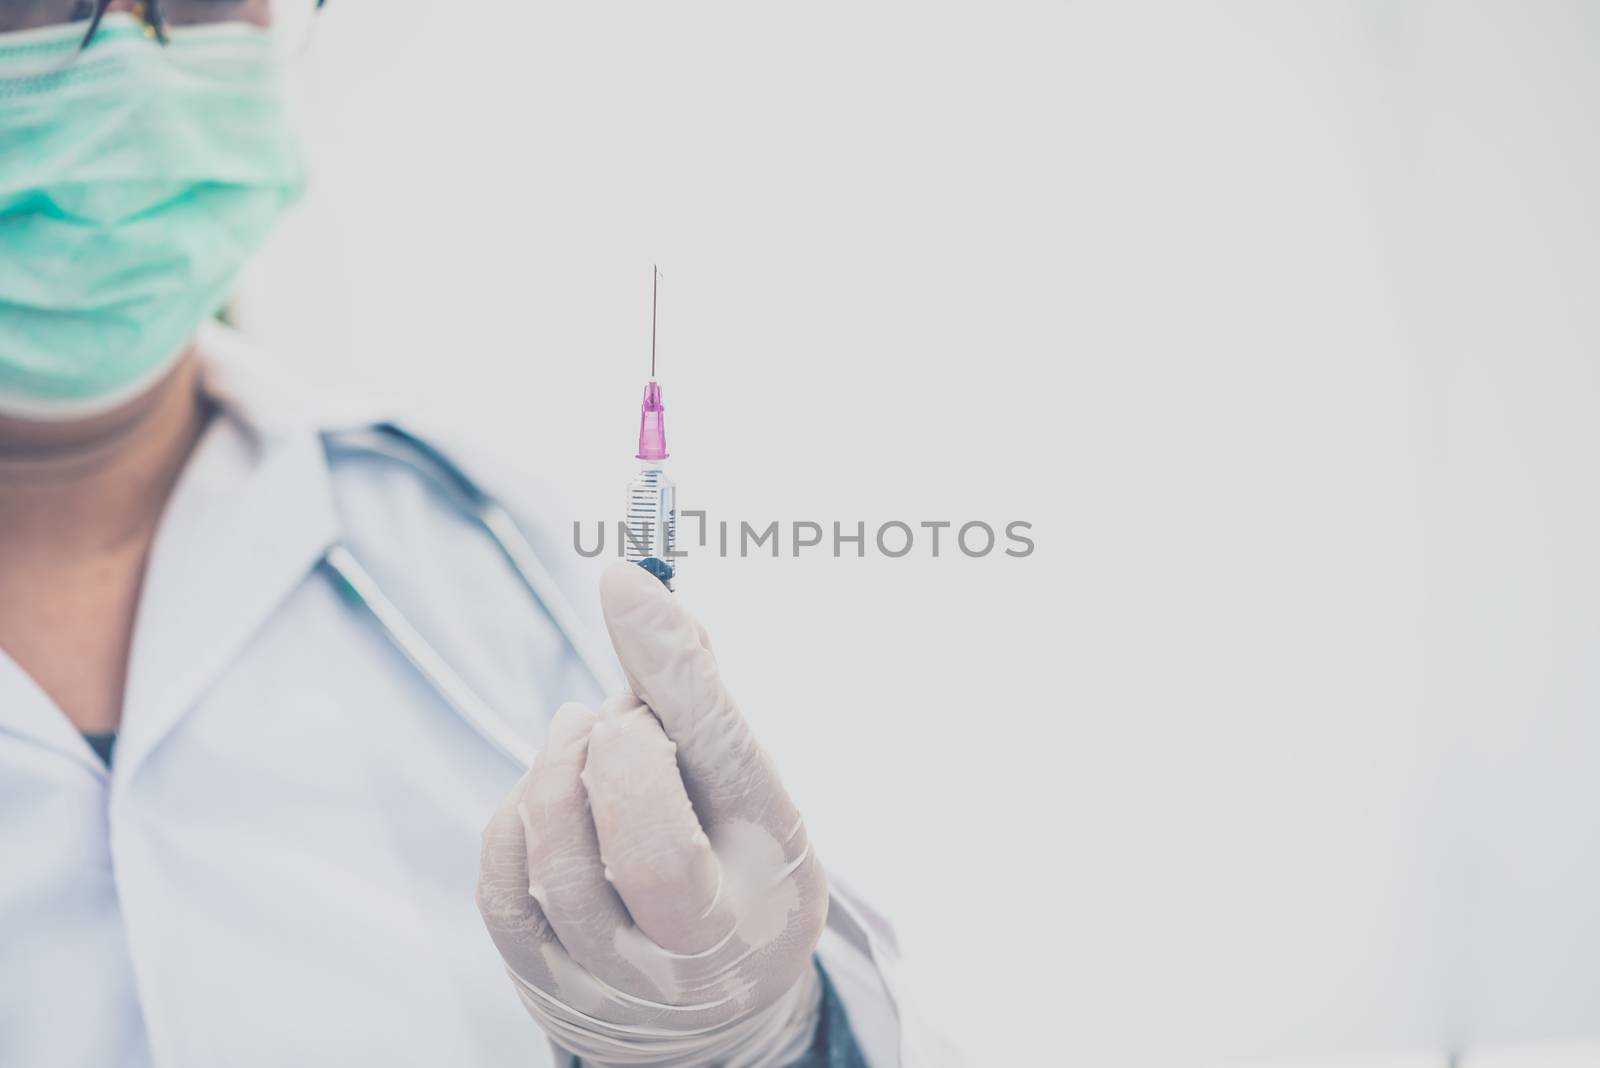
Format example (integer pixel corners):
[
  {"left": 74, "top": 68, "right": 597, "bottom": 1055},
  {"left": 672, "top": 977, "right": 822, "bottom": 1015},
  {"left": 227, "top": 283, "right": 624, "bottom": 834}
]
[{"left": 598, "top": 562, "right": 794, "bottom": 829}]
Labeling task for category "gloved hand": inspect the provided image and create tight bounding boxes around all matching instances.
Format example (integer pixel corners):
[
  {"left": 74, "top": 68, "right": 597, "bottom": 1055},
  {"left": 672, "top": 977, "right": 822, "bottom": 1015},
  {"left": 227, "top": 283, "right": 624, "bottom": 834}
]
[{"left": 477, "top": 562, "right": 830, "bottom": 1068}]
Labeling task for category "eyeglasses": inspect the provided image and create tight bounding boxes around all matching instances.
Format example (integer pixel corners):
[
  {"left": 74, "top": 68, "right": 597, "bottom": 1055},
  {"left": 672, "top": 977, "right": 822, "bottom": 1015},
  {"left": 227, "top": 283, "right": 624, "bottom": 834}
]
[{"left": 0, "top": 0, "right": 328, "bottom": 77}]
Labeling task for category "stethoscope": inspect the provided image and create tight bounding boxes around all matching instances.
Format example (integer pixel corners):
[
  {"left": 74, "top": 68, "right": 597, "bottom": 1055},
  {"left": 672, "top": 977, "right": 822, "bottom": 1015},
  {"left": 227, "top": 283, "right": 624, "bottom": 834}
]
[{"left": 317, "top": 423, "right": 622, "bottom": 770}]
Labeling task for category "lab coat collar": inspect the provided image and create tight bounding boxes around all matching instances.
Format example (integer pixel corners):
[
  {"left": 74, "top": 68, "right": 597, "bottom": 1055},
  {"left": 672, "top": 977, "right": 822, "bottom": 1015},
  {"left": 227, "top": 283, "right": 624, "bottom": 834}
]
[
  {"left": 0, "top": 648, "right": 103, "bottom": 775},
  {"left": 192, "top": 319, "right": 320, "bottom": 442},
  {"left": 110, "top": 322, "right": 350, "bottom": 783}
]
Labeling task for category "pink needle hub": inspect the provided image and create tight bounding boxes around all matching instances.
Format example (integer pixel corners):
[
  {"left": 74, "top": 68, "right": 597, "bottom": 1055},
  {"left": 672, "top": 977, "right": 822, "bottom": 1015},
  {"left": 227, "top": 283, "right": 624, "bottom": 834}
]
[{"left": 636, "top": 380, "right": 668, "bottom": 461}]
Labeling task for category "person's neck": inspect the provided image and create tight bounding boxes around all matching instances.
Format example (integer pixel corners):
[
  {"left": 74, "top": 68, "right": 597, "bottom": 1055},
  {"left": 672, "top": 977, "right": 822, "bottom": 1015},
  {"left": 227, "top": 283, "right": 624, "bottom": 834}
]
[{"left": 0, "top": 354, "right": 209, "bottom": 565}]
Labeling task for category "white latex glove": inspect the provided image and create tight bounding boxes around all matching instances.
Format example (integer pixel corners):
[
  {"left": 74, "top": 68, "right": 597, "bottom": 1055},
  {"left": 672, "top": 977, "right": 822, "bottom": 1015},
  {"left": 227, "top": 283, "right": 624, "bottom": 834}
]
[{"left": 477, "top": 563, "right": 830, "bottom": 1068}]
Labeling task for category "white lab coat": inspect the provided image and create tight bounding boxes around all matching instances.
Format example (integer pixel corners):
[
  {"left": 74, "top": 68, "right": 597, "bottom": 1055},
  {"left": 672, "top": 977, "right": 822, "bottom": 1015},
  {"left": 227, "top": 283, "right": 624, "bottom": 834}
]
[{"left": 0, "top": 323, "right": 914, "bottom": 1068}]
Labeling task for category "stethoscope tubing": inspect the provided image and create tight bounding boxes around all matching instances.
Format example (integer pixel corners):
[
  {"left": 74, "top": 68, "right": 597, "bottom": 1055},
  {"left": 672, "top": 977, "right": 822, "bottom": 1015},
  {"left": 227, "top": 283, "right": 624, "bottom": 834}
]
[{"left": 319, "top": 424, "right": 621, "bottom": 770}]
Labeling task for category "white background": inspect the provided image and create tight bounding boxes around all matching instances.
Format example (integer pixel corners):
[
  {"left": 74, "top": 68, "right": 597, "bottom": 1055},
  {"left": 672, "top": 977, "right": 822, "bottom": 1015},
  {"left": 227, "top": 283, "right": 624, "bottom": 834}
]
[{"left": 238, "top": 3, "right": 1600, "bottom": 1065}]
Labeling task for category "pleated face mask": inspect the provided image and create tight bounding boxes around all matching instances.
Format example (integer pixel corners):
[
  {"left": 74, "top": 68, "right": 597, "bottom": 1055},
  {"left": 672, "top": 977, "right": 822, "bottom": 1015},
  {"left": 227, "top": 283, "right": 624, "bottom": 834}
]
[{"left": 0, "top": 14, "right": 305, "bottom": 420}]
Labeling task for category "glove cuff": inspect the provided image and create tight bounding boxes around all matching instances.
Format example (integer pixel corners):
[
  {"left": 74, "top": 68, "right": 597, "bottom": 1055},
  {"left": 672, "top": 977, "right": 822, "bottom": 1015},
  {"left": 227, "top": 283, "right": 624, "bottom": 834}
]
[{"left": 519, "top": 963, "right": 824, "bottom": 1068}]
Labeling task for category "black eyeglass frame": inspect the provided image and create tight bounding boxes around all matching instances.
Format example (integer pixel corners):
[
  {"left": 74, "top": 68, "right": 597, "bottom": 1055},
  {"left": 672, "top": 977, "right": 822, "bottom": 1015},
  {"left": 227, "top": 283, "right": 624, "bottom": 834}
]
[{"left": 75, "top": 0, "right": 327, "bottom": 50}]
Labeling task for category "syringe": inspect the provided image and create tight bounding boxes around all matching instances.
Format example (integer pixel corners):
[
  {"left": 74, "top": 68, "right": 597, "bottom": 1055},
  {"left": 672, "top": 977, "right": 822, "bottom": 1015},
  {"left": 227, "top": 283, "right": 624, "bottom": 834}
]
[{"left": 624, "top": 267, "right": 677, "bottom": 589}]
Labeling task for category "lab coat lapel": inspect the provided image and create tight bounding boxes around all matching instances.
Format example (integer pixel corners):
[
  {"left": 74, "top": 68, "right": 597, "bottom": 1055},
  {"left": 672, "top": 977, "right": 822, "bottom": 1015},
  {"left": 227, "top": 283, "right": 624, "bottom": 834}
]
[
  {"left": 113, "top": 326, "right": 342, "bottom": 784},
  {"left": 0, "top": 651, "right": 108, "bottom": 775}
]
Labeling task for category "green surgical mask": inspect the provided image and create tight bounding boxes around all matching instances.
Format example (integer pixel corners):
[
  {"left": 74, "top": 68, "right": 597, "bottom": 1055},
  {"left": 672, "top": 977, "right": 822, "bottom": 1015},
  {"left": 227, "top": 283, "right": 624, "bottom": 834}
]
[{"left": 0, "top": 15, "right": 305, "bottom": 420}]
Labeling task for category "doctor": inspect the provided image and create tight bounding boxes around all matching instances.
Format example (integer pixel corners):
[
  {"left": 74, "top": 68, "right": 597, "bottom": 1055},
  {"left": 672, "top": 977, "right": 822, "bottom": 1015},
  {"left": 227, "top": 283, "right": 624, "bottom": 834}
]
[{"left": 0, "top": 2, "right": 909, "bottom": 1066}]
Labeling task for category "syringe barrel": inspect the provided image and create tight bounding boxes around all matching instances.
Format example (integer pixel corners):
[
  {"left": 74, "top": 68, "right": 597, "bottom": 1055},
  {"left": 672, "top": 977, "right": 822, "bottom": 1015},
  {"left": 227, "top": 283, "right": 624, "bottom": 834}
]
[{"left": 624, "top": 461, "right": 677, "bottom": 587}]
